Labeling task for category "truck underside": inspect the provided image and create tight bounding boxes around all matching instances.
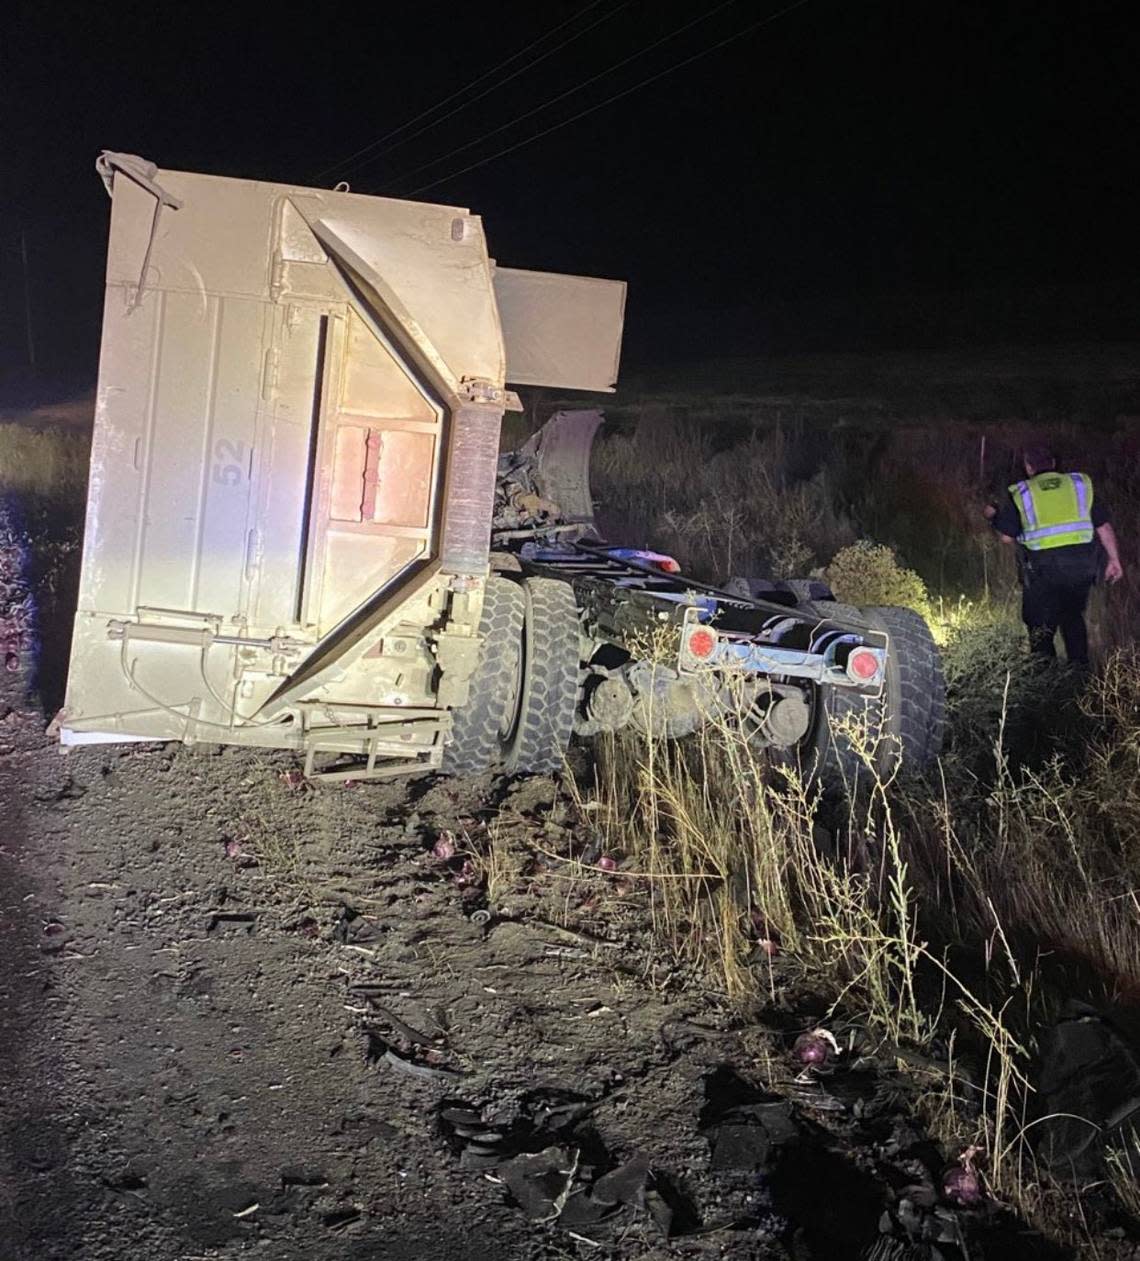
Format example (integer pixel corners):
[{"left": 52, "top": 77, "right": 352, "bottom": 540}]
[{"left": 456, "top": 409, "right": 946, "bottom": 786}]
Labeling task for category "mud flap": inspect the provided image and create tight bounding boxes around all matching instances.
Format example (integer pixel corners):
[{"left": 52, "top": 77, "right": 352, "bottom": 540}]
[{"left": 517, "top": 410, "right": 604, "bottom": 538}]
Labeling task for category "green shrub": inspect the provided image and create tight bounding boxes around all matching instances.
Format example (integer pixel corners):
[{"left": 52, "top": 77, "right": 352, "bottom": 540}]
[{"left": 825, "top": 540, "right": 930, "bottom": 613}]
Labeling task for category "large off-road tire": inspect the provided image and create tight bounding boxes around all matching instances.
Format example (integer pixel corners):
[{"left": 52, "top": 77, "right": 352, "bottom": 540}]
[
  {"left": 502, "top": 577, "right": 580, "bottom": 775},
  {"left": 862, "top": 605, "right": 947, "bottom": 774},
  {"left": 789, "top": 602, "right": 945, "bottom": 792},
  {"left": 441, "top": 577, "right": 525, "bottom": 775}
]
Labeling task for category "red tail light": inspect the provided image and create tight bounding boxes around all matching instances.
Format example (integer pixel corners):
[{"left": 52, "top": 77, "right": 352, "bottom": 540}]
[
  {"left": 686, "top": 627, "right": 717, "bottom": 660},
  {"left": 847, "top": 647, "right": 881, "bottom": 682}
]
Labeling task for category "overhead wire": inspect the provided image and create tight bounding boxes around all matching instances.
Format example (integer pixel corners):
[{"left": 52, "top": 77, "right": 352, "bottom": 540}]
[
  {"left": 399, "top": 0, "right": 812, "bottom": 197},
  {"left": 335, "top": 0, "right": 635, "bottom": 183},
  {"left": 381, "top": 0, "right": 741, "bottom": 196},
  {"left": 316, "top": 0, "right": 618, "bottom": 182}
]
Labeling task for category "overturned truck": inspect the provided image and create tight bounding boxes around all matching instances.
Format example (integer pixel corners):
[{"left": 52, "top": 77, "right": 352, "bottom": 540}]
[{"left": 60, "top": 154, "right": 945, "bottom": 785}]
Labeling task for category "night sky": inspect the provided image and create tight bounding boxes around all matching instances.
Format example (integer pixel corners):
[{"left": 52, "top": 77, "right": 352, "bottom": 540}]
[{"left": 2, "top": 0, "right": 1138, "bottom": 386}]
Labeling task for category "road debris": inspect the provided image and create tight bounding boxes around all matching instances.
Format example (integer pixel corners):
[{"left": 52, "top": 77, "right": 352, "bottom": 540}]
[
  {"left": 792, "top": 1026, "right": 841, "bottom": 1071},
  {"left": 1034, "top": 1002, "right": 1140, "bottom": 1176},
  {"left": 431, "top": 832, "right": 457, "bottom": 862},
  {"left": 366, "top": 1003, "right": 437, "bottom": 1049},
  {"left": 376, "top": 1044, "right": 461, "bottom": 1083},
  {"left": 700, "top": 1068, "right": 800, "bottom": 1171}
]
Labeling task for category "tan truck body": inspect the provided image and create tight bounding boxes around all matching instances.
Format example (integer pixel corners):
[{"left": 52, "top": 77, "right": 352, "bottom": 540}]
[{"left": 60, "top": 154, "right": 625, "bottom": 777}]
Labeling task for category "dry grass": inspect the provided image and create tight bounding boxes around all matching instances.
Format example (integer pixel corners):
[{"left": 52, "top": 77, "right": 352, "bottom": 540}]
[
  {"left": 570, "top": 631, "right": 1140, "bottom": 1242},
  {"left": 592, "top": 405, "right": 1140, "bottom": 649},
  {"left": 1106, "top": 1135, "right": 1140, "bottom": 1219},
  {"left": 0, "top": 422, "right": 89, "bottom": 502},
  {"left": 466, "top": 818, "right": 526, "bottom": 910},
  {"left": 592, "top": 416, "right": 854, "bottom": 582}
]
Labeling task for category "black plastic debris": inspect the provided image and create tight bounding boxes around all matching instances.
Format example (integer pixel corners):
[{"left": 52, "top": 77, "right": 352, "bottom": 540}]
[
  {"left": 368, "top": 1034, "right": 461, "bottom": 1082},
  {"left": 769, "top": 1139, "right": 884, "bottom": 1256},
  {"left": 1035, "top": 1003, "right": 1140, "bottom": 1177},
  {"left": 497, "top": 1146, "right": 578, "bottom": 1222},
  {"left": 700, "top": 1067, "right": 800, "bottom": 1170},
  {"left": 580, "top": 1152, "right": 674, "bottom": 1236},
  {"left": 438, "top": 1092, "right": 687, "bottom": 1237},
  {"left": 323, "top": 1206, "right": 363, "bottom": 1234},
  {"left": 332, "top": 906, "right": 380, "bottom": 945},
  {"left": 705, "top": 1099, "right": 799, "bottom": 1170},
  {"left": 871, "top": 1196, "right": 969, "bottom": 1260}
]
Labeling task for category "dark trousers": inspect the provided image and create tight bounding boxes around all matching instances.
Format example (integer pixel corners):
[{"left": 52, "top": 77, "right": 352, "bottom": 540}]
[{"left": 1022, "top": 570, "right": 1095, "bottom": 663}]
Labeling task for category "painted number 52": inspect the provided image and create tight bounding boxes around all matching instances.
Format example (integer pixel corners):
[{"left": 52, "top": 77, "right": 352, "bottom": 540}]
[{"left": 212, "top": 439, "right": 247, "bottom": 487}]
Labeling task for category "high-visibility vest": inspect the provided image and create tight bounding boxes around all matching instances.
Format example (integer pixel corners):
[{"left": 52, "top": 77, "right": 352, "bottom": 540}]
[{"left": 1008, "top": 471, "right": 1095, "bottom": 550}]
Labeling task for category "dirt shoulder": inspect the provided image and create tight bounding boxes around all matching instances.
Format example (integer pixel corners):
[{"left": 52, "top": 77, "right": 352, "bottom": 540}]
[
  {"left": 0, "top": 699, "right": 1093, "bottom": 1261},
  {"left": 0, "top": 716, "right": 740, "bottom": 1260}
]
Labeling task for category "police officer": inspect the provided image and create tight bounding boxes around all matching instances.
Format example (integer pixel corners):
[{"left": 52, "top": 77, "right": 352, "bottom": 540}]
[{"left": 984, "top": 443, "right": 1123, "bottom": 663}]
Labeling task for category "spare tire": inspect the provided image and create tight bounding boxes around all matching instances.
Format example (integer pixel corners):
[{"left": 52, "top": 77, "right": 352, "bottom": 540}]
[{"left": 441, "top": 577, "right": 525, "bottom": 775}]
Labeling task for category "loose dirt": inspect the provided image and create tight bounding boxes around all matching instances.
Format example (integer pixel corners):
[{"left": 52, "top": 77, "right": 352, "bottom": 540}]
[{"left": 0, "top": 694, "right": 1088, "bottom": 1261}]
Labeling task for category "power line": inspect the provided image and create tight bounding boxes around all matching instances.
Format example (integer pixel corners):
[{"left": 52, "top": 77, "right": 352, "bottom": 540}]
[
  {"left": 333, "top": 0, "right": 635, "bottom": 185},
  {"left": 402, "top": 0, "right": 812, "bottom": 198},
  {"left": 382, "top": 0, "right": 740, "bottom": 195},
  {"left": 315, "top": 0, "right": 616, "bottom": 182}
]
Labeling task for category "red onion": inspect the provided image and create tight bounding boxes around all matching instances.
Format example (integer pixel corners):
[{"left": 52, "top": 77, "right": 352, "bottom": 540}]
[
  {"left": 432, "top": 833, "right": 457, "bottom": 861},
  {"left": 597, "top": 855, "right": 617, "bottom": 871},
  {"left": 941, "top": 1163, "right": 983, "bottom": 1207},
  {"left": 792, "top": 1027, "right": 841, "bottom": 1068},
  {"left": 793, "top": 1034, "right": 831, "bottom": 1067}
]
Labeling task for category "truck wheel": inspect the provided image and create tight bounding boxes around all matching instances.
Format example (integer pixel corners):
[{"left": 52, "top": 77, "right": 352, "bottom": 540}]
[
  {"left": 503, "top": 577, "right": 580, "bottom": 775},
  {"left": 782, "top": 577, "right": 836, "bottom": 604},
  {"left": 862, "top": 606, "right": 947, "bottom": 773},
  {"left": 787, "top": 603, "right": 945, "bottom": 792},
  {"left": 441, "top": 577, "right": 525, "bottom": 775}
]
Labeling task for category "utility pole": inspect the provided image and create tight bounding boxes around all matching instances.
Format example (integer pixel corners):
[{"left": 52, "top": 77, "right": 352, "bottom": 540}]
[{"left": 20, "top": 227, "right": 36, "bottom": 373}]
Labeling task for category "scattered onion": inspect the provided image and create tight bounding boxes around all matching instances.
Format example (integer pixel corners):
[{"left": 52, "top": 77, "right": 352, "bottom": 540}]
[
  {"left": 941, "top": 1163, "right": 983, "bottom": 1207},
  {"left": 793, "top": 1032, "right": 833, "bottom": 1067},
  {"left": 597, "top": 855, "right": 617, "bottom": 871},
  {"left": 432, "top": 833, "right": 457, "bottom": 861}
]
